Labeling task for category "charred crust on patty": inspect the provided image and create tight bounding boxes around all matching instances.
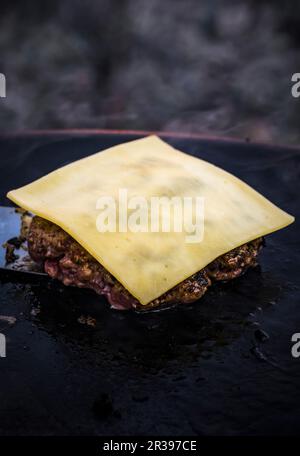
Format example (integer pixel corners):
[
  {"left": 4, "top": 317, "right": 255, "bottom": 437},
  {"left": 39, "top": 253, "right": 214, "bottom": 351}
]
[
  {"left": 206, "top": 238, "right": 263, "bottom": 281},
  {"left": 27, "top": 216, "right": 263, "bottom": 310}
]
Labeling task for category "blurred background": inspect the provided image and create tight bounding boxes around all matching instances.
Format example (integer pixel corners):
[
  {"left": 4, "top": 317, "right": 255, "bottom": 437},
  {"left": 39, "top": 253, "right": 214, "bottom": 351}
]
[{"left": 0, "top": 0, "right": 300, "bottom": 144}]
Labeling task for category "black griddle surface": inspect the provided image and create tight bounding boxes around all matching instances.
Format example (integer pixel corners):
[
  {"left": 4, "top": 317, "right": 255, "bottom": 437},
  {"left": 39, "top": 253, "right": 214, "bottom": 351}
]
[{"left": 0, "top": 131, "right": 299, "bottom": 436}]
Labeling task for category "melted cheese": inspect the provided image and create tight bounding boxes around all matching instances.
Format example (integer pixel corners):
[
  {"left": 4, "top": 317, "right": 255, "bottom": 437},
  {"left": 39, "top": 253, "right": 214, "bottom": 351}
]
[{"left": 7, "top": 136, "right": 294, "bottom": 305}]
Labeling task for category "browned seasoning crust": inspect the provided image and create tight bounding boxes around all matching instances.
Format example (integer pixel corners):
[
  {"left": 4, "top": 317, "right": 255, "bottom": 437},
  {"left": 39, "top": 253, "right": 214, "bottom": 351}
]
[
  {"left": 27, "top": 216, "right": 263, "bottom": 310},
  {"left": 206, "top": 238, "right": 263, "bottom": 281}
]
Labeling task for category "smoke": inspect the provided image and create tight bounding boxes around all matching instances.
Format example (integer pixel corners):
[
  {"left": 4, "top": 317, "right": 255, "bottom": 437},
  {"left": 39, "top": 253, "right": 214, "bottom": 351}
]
[{"left": 0, "top": 0, "right": 299, "bottom": 144}]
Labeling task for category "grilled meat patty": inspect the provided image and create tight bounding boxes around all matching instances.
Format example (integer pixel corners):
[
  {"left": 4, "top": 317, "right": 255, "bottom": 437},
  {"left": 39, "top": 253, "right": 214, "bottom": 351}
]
[
  {"left": 28, "top": 216, "right": 263, "bottom": 310},
  {"left": 206, "top": 238, "right": 263, "bottom": 281}
]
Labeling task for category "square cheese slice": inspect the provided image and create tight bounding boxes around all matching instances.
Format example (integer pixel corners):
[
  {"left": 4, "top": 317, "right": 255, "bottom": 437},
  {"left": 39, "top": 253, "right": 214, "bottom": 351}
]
[{"left": 7, "top": 136, "right": 294, "bottom": 305}]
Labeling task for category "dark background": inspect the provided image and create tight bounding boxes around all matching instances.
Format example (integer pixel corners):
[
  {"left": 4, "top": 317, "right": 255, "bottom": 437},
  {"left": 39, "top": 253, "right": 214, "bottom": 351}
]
[
  {"left": 0, "top": 132, "right": 299, "bottom": 436},
  {"left": 0, "top": 1, "right": 300, "bottom": 436},
  {"left": 0, "top": 0, "right": 300, "bottom": 144}
]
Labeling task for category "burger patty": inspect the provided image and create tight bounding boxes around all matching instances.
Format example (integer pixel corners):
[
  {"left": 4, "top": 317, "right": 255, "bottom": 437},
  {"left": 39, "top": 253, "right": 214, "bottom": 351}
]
[
  {"left": 206, "top": 237, "right": 263, "bottom": 281},
  {"left": 27, "top": 216, "right": 263, "bottom": 310}
]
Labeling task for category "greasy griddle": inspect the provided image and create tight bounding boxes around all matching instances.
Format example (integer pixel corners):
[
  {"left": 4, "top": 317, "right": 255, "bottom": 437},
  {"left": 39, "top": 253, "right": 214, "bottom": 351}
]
[{"left": 0, "top": 131, "right": 299, "bottom": 436}]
